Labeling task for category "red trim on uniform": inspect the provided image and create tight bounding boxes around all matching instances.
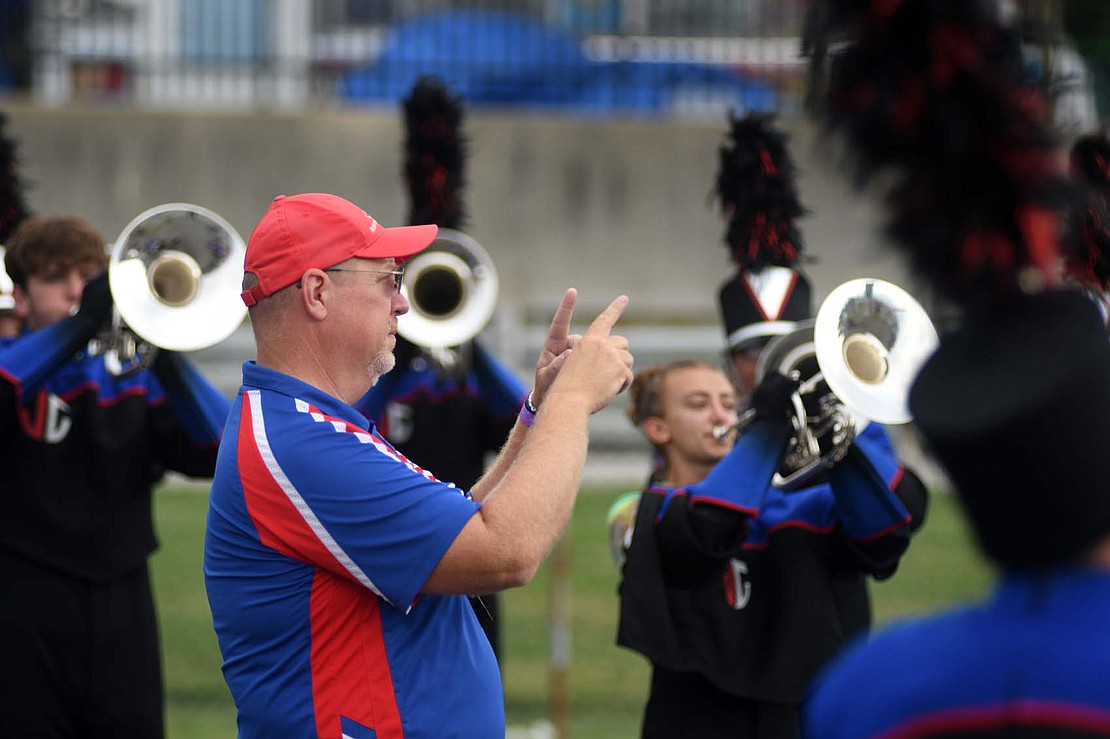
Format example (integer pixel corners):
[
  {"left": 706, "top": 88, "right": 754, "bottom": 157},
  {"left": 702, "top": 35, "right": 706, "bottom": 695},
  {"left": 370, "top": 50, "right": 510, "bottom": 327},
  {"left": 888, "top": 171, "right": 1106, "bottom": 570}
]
[
  {"left": 688, "top": 494, "right": 760, "bottom": 518},
  {"left": 881, "top": 702, "right": 1110, "bottom": 739},
  {"left": 775, "top": 272, "right": 799, "bottom": 321},
  {"left": 96, "top": 385, "right": 148, "bottom": 407},
  {"left": 16, "top": 388, "right": 46, "bottom": 439},
  {"left": 740, "top": 270, "right": 798, "bottom": 321},
  {"left": 309, "top": 571, "right": 404, "bottom": 739},
  {"left": 56, "top": 380, "right": 97, "bottom": 403},
  {"left": 855, "top": 516, "right": 912, "bottom": 543},
  {"left": 0, "top": 365, "right": 18, "bottom": 387},
  {"left": 766, "top": 520, "right": 833, "bottom": 537}
]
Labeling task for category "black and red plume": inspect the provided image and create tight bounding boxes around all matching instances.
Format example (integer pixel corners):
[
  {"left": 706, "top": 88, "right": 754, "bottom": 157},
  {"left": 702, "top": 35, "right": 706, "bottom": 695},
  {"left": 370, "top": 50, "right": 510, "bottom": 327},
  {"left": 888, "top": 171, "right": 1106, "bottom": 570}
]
[
  {"left": 714, "top": 111, "right": 807, "bottom": 272},
  {"left": 402, "top": 75, "right": 466, "bottom": 230},
  {"left": 824, "top": 0, "right": 1070, "bottom": 313},
  {"left": 1071, "top": 132, "right": 1110, "bottom": 193},
  {"left": 0, "top": 111, "right": 31, "bottom": 244},
  {"left": 824, "top": 2, "right": 1110, "bottom": 570},
  {"left": 1065, "top": 131, "right": 1110, "bottom": 290}
]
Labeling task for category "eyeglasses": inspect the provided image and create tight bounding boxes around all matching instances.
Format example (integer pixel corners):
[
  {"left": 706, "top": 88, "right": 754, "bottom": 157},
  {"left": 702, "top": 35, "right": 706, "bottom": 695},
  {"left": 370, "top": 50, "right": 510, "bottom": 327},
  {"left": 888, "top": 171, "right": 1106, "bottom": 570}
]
[{"left": 323, "top": 268, "right": 405, "bottom": 293}]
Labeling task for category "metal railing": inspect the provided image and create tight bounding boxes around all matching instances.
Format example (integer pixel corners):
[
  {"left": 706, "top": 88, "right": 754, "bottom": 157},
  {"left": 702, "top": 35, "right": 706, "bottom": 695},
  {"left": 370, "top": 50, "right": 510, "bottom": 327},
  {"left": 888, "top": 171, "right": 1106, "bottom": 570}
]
[{"left": 7, "top": 0, "right": 811, "bottom": 117}]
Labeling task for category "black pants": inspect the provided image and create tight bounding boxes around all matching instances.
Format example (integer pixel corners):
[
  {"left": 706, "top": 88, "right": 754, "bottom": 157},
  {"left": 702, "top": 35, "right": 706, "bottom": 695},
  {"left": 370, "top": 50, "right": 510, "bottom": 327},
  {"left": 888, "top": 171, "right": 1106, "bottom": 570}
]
[
  {"left": 642, "top": 665, "right": 798, "bottom": 739},
  {"left": 0, "top": 549, "right": 164, "bottom": 739}
]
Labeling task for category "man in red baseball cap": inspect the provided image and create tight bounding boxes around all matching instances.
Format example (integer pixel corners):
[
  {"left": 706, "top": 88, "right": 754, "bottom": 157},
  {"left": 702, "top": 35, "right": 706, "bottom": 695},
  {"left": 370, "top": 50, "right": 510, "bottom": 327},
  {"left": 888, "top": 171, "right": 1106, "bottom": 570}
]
[
  {"left": 239, "top": 192, "right": 436, "bottom": 308},
  {"left": 237, "top": 192, "right": 438, "bottom": 399},
  {"left": 206, "top": 192, "right": 635, "bottom": 738}
]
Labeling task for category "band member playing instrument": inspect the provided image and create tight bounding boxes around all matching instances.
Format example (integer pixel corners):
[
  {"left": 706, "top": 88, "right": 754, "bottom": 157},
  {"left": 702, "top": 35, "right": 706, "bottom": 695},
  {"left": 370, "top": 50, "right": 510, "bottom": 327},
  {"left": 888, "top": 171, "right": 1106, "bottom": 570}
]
[
  {"left": 609, "top": 356, "right": 927, "bottom": 739},
  {"left": 806, "top": 2, "right": 1110, "bottom": 736},
  {"left": 0, "top": 215, "right": 229, "bottom": 738},
  {"left": 355, "top": 76, "right": 525, "bottom": 661},
  {"left": 607, "top": 108, "right": 928, "bottom": 739}
]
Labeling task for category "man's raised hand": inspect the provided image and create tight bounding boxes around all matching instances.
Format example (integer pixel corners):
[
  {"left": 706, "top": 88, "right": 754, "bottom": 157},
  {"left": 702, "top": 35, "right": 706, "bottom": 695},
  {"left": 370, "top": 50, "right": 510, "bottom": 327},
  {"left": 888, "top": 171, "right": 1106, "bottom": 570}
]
[{"left": 546, "top": 294, "right": 634, "bottom": 415}]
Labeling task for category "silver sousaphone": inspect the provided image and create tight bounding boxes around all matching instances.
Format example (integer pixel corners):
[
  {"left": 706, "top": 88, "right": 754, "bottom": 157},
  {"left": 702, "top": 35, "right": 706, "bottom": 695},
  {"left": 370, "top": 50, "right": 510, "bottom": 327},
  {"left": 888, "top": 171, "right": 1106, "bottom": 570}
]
[
  {"left": 395, "top": 228, "right": 498, "bottom": 370},
  {"left": 813, "top": 278, "right": 939, "bottom": 425},
  {"left": 717, "top": 278, "right": 939, "bottom": 490},
  {"left": 93, "top": 203, "right": 247, "bottom": 376}
]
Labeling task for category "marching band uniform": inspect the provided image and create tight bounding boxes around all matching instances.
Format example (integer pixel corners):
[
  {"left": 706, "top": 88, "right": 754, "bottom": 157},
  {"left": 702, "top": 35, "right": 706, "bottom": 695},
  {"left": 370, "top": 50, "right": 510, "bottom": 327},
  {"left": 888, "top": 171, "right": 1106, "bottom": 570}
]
[
  {"left": 806, "top": 291, "right": 1110, "bottom": 738},
  {"left": 805, "top": 2, "right": 1110, "bottom": 735},
  {"left": 613, "top": 111, "right": 927, "bottom": 738},
  {"left": 617, "top": 419, "right": 924, "bottom": 738},
  {"left": 0, "top": 322, "right": 227, "bottom": 578},
  {"left": 613, "top": 259, "right": 927, "bottom": 738},
  {"left": 0, "top": 289, "right": 228, "bottom": 737}
]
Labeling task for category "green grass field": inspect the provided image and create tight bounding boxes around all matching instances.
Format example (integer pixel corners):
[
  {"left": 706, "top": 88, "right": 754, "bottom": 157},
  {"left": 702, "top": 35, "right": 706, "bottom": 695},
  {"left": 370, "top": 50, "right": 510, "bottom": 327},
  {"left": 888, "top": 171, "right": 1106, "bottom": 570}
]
[{"left": 152, "top": 483, "right": 993, "bottom": 739}]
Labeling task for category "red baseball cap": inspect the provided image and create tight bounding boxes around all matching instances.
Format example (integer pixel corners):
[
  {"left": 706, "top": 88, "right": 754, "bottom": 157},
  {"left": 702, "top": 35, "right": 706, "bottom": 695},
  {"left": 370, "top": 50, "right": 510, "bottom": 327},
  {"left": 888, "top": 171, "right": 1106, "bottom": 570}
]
[{"left": 240, "top": 193, "right": 437, "bottom": 307}]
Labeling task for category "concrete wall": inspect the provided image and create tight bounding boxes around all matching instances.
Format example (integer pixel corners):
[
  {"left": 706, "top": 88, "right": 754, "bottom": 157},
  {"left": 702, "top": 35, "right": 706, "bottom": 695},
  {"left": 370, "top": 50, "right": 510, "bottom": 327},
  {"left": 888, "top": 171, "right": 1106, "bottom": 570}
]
[
  {"left": 2, "top": 101, "right": 946, "bottom": 487},
  {"left": 3, "top": 101, "right": 918, "bottom": 328}
]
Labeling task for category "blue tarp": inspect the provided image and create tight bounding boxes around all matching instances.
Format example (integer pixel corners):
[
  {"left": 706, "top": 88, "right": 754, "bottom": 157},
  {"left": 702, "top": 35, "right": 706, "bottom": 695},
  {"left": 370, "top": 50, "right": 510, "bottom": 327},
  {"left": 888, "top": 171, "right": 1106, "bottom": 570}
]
[{"left": 339, "top": 10, "right": 777, "bottom": 116}]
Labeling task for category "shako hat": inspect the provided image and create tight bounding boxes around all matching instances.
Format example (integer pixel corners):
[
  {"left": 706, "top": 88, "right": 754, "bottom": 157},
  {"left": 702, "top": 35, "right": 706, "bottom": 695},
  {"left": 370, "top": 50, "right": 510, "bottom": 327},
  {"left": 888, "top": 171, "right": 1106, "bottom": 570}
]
[
  {"left": 910, "top": 289, "right": 1110, "bottom": 568},
  {"left": 718, "top": 266, "right": 813, "bottom": 354}
]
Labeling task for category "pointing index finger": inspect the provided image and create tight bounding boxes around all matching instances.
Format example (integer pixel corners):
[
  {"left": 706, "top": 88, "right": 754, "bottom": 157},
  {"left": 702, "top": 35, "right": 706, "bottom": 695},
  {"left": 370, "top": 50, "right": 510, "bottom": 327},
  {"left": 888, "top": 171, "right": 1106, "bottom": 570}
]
[
  {"left": 585, "top": 295, "right": 630, "bottom": 338},
  {"left": 545, "top": 288, "right": 578, "bottom": 347}
]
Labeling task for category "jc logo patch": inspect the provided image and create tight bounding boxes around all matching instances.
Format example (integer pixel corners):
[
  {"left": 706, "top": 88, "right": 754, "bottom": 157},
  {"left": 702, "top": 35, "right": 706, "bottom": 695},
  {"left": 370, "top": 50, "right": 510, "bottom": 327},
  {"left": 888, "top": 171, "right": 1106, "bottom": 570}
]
[
  {"left": 19, "top": 390, "right": 73, "bottom": 444},
  {"left": 723, "top": 558, "right": 751, "bottom": 610}
]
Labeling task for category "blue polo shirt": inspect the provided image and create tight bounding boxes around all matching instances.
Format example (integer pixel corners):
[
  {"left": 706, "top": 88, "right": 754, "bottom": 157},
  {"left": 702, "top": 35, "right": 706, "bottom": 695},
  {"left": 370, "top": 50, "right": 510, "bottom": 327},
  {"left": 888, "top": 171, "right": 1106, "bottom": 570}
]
[{"left": 205, "top": 362, "right": 501, "bottom": 739}]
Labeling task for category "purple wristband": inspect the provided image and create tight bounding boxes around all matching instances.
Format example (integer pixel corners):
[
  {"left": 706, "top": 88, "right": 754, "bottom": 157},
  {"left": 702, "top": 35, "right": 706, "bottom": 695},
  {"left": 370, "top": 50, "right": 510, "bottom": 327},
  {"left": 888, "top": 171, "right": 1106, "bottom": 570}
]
[{"left": 519, "top": 390, "right": 538, "bottom": 427}]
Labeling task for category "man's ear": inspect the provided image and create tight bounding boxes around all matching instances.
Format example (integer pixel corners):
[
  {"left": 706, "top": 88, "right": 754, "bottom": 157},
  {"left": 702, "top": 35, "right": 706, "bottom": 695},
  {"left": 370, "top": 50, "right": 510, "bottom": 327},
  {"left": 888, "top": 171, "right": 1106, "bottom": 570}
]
[
  {"left": 12, "top": 283, "right": 30, "bottom": 320},
  {"left": 300, "top": 270, "right": 330, "bottom": 321},
  {"left": 643, "top": 416, "right": 670, "bottom": 446}
]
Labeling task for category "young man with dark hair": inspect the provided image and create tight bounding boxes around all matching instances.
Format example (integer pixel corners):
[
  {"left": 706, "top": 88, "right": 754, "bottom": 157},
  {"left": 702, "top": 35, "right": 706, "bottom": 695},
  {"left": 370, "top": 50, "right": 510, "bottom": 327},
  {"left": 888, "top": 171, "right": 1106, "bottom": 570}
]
[{"left": 0, "top": 214, "right": 230, "bottom": 739}]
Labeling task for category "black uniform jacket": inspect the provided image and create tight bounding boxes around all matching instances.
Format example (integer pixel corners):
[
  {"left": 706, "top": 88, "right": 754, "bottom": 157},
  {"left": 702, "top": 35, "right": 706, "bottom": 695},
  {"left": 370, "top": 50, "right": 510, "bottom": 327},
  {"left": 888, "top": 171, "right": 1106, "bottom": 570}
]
[
  {"left": 0, "top": 316, "right": 229, "bottom": 580},
  {"left": 617, "top": 419, "right": 928, "bottom": 704}
]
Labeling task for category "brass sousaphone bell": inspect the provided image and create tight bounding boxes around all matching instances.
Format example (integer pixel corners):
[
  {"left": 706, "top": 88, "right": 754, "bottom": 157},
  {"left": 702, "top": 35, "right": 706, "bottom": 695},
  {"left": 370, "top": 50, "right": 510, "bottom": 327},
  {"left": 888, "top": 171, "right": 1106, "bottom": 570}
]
[
  {"left": 95, "top": 203, "right": 248, "bottom": 376},
  {"left": 718, "top": 278, "right": 939, "bottom": 490},
  {"left": 813, "top": 278, "right": 939, "bottom": 425},
  {"left": 395, "top": 228, "right": 498, "bottom": 369}
]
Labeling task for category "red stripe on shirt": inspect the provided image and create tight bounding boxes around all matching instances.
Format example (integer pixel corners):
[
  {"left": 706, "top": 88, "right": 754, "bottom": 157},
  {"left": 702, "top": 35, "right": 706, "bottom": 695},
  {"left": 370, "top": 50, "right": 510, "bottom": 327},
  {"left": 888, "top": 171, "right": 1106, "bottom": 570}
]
[
  {"left": 310, "top": 571, "right": 404, "bottom": 739},
  {"left": 237, "top": 399, "right": 349, "bottom": 576}
]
